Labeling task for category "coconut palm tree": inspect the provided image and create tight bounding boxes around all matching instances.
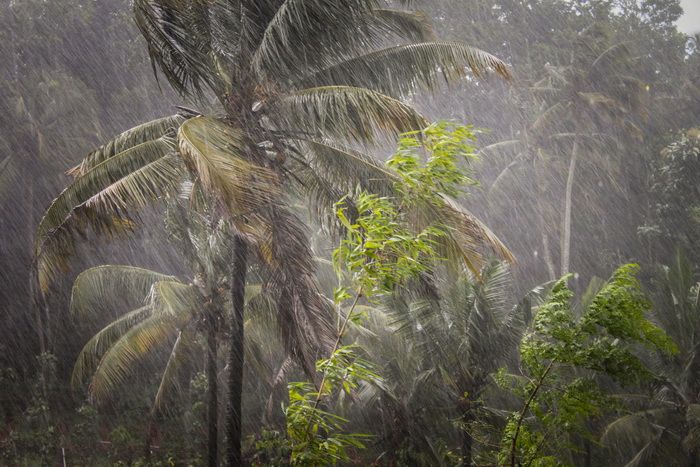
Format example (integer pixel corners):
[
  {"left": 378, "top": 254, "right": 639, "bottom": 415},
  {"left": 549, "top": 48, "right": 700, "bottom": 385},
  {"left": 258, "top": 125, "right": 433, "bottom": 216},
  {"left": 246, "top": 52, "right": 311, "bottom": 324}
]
[
  {"left": 34, "top": 2, "right": 513, "bottom": 462},
  {"left": 346, "top": 262, "right": 544, "bottom": 465},
  {"left": 69, "top": 204, "right": 284, "bottom": 465},
  {"left": 529, "top": 24, "right": 646, "bottom": 275},
  {"left": 484, "top": 23, "right": 647, "bottom": 277}
]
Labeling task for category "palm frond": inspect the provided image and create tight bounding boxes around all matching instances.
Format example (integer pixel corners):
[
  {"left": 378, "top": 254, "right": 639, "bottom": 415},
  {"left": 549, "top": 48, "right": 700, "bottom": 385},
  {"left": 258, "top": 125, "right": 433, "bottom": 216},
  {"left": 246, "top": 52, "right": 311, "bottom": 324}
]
[
  {"left": 369, "top": 8, "right": 435, "bottom": 42},
  {"left": 89, "top": 313, "right": 192, "bottom": 403},
  {"left": 286, "top": 137, "right": 395, "bottom": 194},
  {"left": 71, "top": 306, "right": 151, "bottom": 389},
  {"left": 297, "top": 42, "right": 510, "bottom": 98},
  {"left": 269, "top": 86, "right": 428, "bottom": 143},
  {"left": 431, "top": 194, "right": 515, "bottom": 271},
  {"left": 36, "top": 137, "right": 181, "bottom": 291},
  {"left": 70, "top": 265, "right": 177, "bottom": 316},
  {"left": 134, "top": 0, "right": 218, "bottom": 95},
  {"left": 147, "top": 280, "right": 199, "bottom": 317},
  {"left": 67, "top": 114, "right": 188, "bottom": 178},
  {"left": 178, "top": 116, "right": 280, "bottom": 216},
  {"left": 250, "top": 0, "right": 378, "bottom": 79},
  {"left": 254, "top": 206, "right": 336, "bottom": 377},
  {"left": 152, "top": 329, "right": 198, "bottom": 414}
]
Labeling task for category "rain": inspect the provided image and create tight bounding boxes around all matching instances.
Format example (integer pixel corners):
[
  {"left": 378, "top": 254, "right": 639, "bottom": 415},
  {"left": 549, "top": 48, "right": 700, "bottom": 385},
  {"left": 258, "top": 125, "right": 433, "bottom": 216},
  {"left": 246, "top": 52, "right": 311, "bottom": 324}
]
[{"left": 0, "top": 0, "right": 699, "bottom": 465}]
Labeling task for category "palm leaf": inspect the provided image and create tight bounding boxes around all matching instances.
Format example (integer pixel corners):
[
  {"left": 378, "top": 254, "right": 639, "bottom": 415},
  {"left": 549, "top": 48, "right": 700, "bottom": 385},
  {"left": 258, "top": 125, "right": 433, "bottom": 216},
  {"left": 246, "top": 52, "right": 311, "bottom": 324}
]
[
  {"left": 67, "top": 114, "right": 188, "bottom": 178},
  {"left": 152, "top": 329, "right": 198, "bottom": 414},
  {"left": 287, "top": 137, "right": 395, "bottom": 194},
  {"left": 36, "top": 137, "right": 181, "bottom": 291},
  {"left": 147, "top": 280, "right": 199, "bottom": 317},
  {"left": 297, "top": 42, "right": 511, "bottom": 98},
  {"left": 71, "top": 306, "right": 151, "bottom": 389},
  {"left": 70, "top": 265, "right": 177, "bottom": 316},
  {"left": 134, "top": 0, "right": 217, "bottom": 95},
  {"left": 250, "top": 0, "right": 378, "bottom": 79},
  {"left": 89, "top": 313, "right": 192, "bottom": 403},
  {"left": 178, "top": 116, "right": 280, "bottom": 216},
  {"left": 269, "top": 86, "right": 428, "bottom": 143}
]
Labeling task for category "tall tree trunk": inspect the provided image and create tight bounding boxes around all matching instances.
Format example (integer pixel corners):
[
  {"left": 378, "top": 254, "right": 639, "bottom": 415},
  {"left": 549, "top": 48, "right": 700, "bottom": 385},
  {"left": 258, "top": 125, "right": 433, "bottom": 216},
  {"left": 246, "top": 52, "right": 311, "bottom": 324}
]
[
  {"left": 207, "top": 307, "right": 219, "bottom": 467},
  {"left": 461, "top": 413, "right": 474, "bottom": 466},
  {"left": 560, "top": 139, "right": 579, "bottom": 275},
  {"left": 541, "top": 232, "right": 556, "bottom": 281},
  {"left": 226, "top": 236, "right": 248, "bottom": 466}
]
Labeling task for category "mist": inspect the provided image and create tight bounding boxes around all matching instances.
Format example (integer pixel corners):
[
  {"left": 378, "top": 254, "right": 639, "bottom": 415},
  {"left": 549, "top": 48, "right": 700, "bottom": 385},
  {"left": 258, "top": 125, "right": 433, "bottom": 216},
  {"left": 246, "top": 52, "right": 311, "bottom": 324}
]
[{"left": 1, "top": 0, "right": 698, "bottom": 465}]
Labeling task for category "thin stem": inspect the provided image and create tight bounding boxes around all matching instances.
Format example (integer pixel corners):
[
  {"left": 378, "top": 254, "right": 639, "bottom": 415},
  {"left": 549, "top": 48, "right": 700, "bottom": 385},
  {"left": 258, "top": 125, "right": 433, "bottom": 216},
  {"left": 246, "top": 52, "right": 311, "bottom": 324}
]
[
  {"left": 304, "top": 286, "right": 364, "bottom": 436},
  {"left": 510, "top": 361, "right": 553, "bottom": 467}
]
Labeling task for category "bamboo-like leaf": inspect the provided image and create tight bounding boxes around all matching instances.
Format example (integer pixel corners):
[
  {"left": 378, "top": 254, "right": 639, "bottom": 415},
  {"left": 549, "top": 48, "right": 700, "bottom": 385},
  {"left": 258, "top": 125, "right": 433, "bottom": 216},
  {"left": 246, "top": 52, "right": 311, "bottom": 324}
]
[
  {"left": 270, "top": 86, "right": 428, "bottom": 143},
  {"left": 178, "top": 116, "right": 280, "bottom": 216},
  {"left": 297, "top": 42, "right": 511, "bottom": 98},
  {"left": 70, "top": 266, "right": 177, "bottom": 316}
]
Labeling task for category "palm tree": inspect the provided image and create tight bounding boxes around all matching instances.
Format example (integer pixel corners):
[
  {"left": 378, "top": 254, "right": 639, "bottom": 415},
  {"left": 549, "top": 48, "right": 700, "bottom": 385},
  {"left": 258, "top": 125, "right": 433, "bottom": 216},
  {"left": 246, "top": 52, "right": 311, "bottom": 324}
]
[
  {"left": 69, "top": 202, "right": 232, "bottom": 465},
  {"left": 485, "top": 23, "right": 646, "bottom": 277},
  {"left": 35, "top": 2, "right": 513, "bottom": 462},
  {"left": 388, "top": 263, "right": 541, "bottom": 465},
  {"left": 530, "top": 25, "right": 645, "bottom": 275},
  {"left": 347, "top": 263, "right": 544, "bottom": 465},
  {"left": 602, "top": 251, "right": 700, "bottom": 466},
  {"left": 69, "top": 206, "right": 283, "bottom": 465}
]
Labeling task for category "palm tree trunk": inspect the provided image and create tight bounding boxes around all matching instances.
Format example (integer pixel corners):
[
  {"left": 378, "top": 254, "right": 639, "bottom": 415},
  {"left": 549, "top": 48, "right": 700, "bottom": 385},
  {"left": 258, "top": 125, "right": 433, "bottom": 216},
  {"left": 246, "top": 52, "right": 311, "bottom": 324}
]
[
  {"left": 461, "top": 414, "right": 474, "bottom": 466},
  {"left": 226, "top": 235, "right": 248, "bottom": 466},
  {"left": 541, "top": 230, "right": 556, "bottom": 281},
  {"left": 206, "top": 308, "right": 219, "bottom": 467},
  {"left": 560, "top": 138, "right": 579, "bottom": 275}
]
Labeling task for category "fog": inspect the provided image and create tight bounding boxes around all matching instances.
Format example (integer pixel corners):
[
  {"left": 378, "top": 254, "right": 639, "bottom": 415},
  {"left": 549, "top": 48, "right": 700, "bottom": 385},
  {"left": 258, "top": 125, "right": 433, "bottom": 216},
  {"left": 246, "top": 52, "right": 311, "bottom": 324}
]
[{"left": 1, "top": 1, "right": 698, "bottom": 465}]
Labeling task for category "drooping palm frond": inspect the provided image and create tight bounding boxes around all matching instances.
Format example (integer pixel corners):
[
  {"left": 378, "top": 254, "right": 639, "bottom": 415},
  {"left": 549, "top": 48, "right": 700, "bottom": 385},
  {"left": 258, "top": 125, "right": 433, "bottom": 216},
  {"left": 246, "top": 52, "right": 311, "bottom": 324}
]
[
  {"left": 429, "top": 195, "right": 515, "bottom": 269},
  {"left": 148, "top": 280, "right": 199, "bottom": 317},
  {"left": 67, "top": 114, "right": 188, "bottom": 178},
  {"left": 70, "top": 265, "right": 177, "bottom": 316},
  {"left": 89, "top": 313, "right": 193, "bottom": 403},
  {"left": 269, "top": 86, "right": 428, "bottom": 144},
  {"left": 368, "top": 8, "right": 435, "bottom": 42},
  {"left": 178, "top": 116, "right": 280, "bottom": 216},
  {"left": 36, "top": 137, "right": 182, "bottom": 291},
  {"left": 602, "top": 408, "right": 687, "bottom": 466},
  {"left": 152, "top": 328, "right": 198, "bottom": 414},
  {"left": 72, "top": 306, "right": 152, "bottom": 389},
  {"left": 287, "top": 137, "right": 395, "bottom": 194},
  {"left": 297, "top": 42, "right": 511, "bottom": 98},
  {"left": 253, "top": 6, "right": 435, "bottom": 83},
  {"left": 133, "top": 0, "right": 222, "bottom": 95},
  {"left": 253, "top": 206, "right": 336, "bottom": 376},
  {"left": 250, "top": 0, "right": 379, "bottom": 79}
]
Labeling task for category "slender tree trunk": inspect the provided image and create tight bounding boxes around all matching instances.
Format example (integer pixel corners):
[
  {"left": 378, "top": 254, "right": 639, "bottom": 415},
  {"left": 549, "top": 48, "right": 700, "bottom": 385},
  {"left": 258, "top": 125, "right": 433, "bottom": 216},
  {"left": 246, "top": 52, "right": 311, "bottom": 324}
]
[
  {"left": 560, "top": 139, "right": 579, "bottom": 275},
  {"left": 207, "top": 307, "right": 219, "bottom": 467},
  {"left": 226, "top": 236, "right": 248, "bottom": 466},
  {"left": 460, "top": 411, "right": 474, "bottom": 466},
  {"left": 144, "top": 417, "right": 157, "bottom": 461},
  {"left": 541, "top": 232, "right": 556, "bottom": 281}
]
